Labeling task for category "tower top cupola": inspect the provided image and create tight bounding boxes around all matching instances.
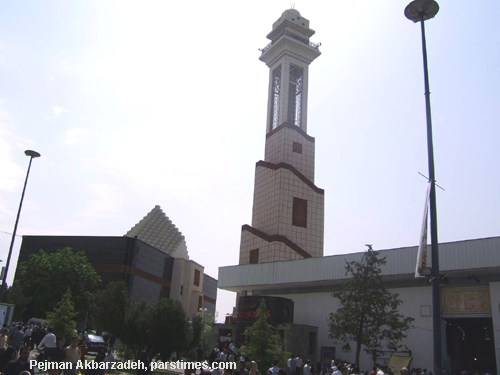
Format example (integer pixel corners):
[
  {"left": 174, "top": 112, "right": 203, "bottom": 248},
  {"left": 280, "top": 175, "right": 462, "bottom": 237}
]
[{"left": 260, "top": 8, "right": 320, "bottom": 133}]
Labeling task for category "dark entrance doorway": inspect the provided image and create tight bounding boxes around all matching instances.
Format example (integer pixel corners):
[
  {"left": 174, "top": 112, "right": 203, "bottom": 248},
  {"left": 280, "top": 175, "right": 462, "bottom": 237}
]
[{"left": 445, "top": 317, "right": 496, "bottom": 375}]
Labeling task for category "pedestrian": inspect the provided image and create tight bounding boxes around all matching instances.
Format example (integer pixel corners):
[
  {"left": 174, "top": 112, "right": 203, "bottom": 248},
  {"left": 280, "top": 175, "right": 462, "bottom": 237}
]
[
  {"left": 268, "top": 360, "right": 280, "bottom": 375},
  {"left": 64, "top": 337, "right": 80, "bottom": 375},
  {"left": 0, "top": 328, "right": 8, "bottom": 354},
  {"left": 304, "top": 361, "right": 312, "bottom": 375},
  {"left": 3, "top": 346, "right": 33, "bottom": 375},
  {"left": 249, "top": 361, "right": 262, "bottom": 375},
  {"left": 0, "top": 347, "right": 18, "bottom": 372},
  {"left": 38, "top": 328, "right": 57, "bottom": 360},
  {"left": 11, "top": 326, "right": 24, "bottom": 350}
]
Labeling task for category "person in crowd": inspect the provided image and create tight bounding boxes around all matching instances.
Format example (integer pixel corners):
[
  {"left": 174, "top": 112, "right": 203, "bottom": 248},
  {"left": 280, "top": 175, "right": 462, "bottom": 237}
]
[
  {"left": 268, "top": 360, "right": 280, "bottom": 375},
  {"left": 50, "top": 337, "right": 67, "bottom": 362},
  {"left": 0, "top": 347, "right": 18, "bottom": 372},
  {"left": 239, "top": 361, "right": 249, "bottom": 375},
  {"left": 64, "top": 337, "right": 80, "bottom": 375},
  {"left": 296, "top": 356, "right": 303, "bottom": 375},
  {"left": 288, "top": 355, "right": 297, "bottom": 375},
  {"left": 23, "top": 326, "right": 32, "bottom": 349},
  {"left": 38, "top": 328, "right": 57, "bottom": 360},
  {"left": 249, "top": 361, "right": 261, "bottom": 375},
  {"left": 3, "top": 346, "right": 33, "bottom": 375},
  {"left": 11, "top": 326, "right": 24, "bottom": 350},
  {"left": 304, "top": 361, "right": 312, "bottom": 375},
  {"left": 0, "top": 328, "right": 9, "bottom": 353}
]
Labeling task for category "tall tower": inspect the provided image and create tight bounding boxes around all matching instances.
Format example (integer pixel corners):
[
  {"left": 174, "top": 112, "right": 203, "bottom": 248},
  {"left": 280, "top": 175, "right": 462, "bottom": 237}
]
[{"left": 239, "top": 9, "right": 324, "bottom": 265}]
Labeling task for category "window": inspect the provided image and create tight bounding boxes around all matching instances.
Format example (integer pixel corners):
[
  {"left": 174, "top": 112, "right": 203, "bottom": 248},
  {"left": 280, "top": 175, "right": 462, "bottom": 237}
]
[
  {"left": 308, "top": 331, "right": 317, "bottom": 355},
  {"left": 249, "top": 249, "right": 259, "bottom": 264},
  {"left": 292, "top": 142, "right": 302, "bottom": 154},
  {"left": 194, "top": 269, "right": 200, "bottom": 286},
  {"left": 180, "top": 285, "right": 183, "bottom": 296},
  {"left": 270, "top": 65, "right": 281, "bottom": 130},
  {"left": 292, "top": 197, "right": 307, "bottom": 228},
  {"left": 198, "top": 295, "right": 203, "bottom": 310},
  {"left": 287, "top": 64, "right": 303, "bottom": 127}
]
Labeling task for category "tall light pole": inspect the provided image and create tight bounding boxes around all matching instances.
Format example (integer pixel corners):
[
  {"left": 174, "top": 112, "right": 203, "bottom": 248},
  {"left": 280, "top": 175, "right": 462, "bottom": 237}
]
[
  {"left": 0, "top": 150, "right": 41, "bottom": 302},
  {"left": 404, "top": 1, "right": 442, "bottom": 374}
]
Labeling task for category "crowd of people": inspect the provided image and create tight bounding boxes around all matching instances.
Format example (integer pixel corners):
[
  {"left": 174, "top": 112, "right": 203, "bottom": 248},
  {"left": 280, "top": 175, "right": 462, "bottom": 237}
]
[
  {"left": 196, "top": 342, "right": 492, "bottom": 375},
  {"left": 0, "top": 322, "right": 115, "bottom": 375}
]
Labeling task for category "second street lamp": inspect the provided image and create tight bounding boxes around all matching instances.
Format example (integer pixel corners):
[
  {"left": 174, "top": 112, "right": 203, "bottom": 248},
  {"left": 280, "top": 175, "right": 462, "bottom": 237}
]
[
  {"left": 0, "top": 150, "right": 41, "bottom": 302},
  {"left": 404, "top": 1, "right": 442, "bottom": 375}
]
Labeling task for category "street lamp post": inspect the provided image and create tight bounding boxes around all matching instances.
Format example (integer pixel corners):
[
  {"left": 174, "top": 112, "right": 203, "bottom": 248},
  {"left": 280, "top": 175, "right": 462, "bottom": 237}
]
[
  {"left": 404, "top": 1, "right": 442, "bottom": 374},
  {"left": 0, "top": 150, "right": 41, "bottom": 302}
]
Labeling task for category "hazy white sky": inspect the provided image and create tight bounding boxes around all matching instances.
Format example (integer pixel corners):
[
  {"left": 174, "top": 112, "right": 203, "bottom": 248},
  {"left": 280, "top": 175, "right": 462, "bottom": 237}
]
[{"left": 1, "top": 1, "right": 499, "bottom": 321}]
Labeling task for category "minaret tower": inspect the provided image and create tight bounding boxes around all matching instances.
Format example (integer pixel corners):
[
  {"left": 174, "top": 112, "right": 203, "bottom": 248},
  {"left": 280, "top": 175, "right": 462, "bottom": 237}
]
[{"left": 239, "top": 9, "right": 324, "bottom": 265}]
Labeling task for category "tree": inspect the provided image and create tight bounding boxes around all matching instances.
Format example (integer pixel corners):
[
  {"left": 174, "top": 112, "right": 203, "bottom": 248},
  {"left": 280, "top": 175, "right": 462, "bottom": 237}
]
[
  {"left": 4, "top": 284, "right": 31, "bottom": 320},
  {"left": 241, "top": 299, "right": 285, "bottom": 371},
  {"left": 92, "top": 284, "right": 193, "bottom": 361},
  {"left": 121, "top": 299, "right": 152, "bottom": 359},
  {"left": 148, "top": 298, "right": 190, "bottom": 360},
  {"left": 328, "top": 245, "right": 414, "bottom": 366},
  {"left": 47, "top": 288, "right": 78, "bottom": 340},
  {"left": 91, "top": 281, "right": 129, "bottom": 336},
  {"left": 15, "top": 248, "right": 101, "bottom": 319}
]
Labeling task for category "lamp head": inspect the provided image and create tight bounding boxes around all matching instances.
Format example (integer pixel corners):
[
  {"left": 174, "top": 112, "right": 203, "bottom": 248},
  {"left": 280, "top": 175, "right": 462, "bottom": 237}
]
[
  {"left": 24, "top": 150, "right": 41, "bottom": 158},
  {"left": 405, "top": 0, "right": 439, "bottom": 23}
]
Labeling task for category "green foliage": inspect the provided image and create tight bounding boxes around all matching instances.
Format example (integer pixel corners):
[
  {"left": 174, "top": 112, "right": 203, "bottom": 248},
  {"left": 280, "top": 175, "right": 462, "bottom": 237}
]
[
  {"left": 91, "top": 281, "right": 129, "bottom": 336},
  {"left": 200, "top": 312, "right": 215, "bottom": 354},
  {"left": 149, "top": 298, "right": 190, "bottom": 360},
  {"left": 121, "top": 299, "right": 152, "bottom": 358},
  {"left": 47, "top": 288, "right": 78, "bottom": 341},
  {"left": 91, "top": 282, "right": 196, "bottom": 360},
  {"left": 186, "top": 312, "right": 214, "bottom": 360},
  {"left": 241, "top": 299, "right": 284, "bottom": 371},
  {"left": 16, "top": 248, "right": 101, "bottom": 319},
  {"left": 4, "top": 284, "right": 31, "bottom": 320},
  {"left": 328, "top": 245, "right": 414, "bottom": 366}
]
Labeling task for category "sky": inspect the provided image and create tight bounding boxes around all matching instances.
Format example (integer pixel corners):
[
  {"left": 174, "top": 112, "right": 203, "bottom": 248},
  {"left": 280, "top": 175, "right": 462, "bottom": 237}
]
[{"left": 1, "top": 1, "right": 499, "bottom": 322}]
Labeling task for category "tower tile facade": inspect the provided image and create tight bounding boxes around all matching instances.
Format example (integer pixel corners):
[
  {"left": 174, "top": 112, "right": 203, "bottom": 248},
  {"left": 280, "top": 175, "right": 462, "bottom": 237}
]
[{"left": 239, "top": 9, "right": 324, "bottom": 265}]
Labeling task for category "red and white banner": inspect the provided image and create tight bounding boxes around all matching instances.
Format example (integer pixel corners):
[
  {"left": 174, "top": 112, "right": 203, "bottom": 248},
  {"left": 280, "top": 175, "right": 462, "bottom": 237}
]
[{"left": 415, "top": 182, "right": 431, "bottom": 277}]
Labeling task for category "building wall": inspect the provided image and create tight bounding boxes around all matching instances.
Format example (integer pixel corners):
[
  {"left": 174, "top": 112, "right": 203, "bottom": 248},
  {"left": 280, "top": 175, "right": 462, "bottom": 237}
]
[
  {"left": 268, "top": 285, "right": 434, "bottom": 372},
  {"left": 239, "top": 229, "right": 304, "bottom": 264},
  {"left": 489, "top": 281, "right": 500, "bottom": 375},
  {"left": 265, "top": 125, "right": 315, "bottom": 181},
  {"left": 245, "top": 164, "right": 324, "bottom": 261},
  {"left": 202, "top": 274, "right": 218, "bottom": 317},
  {"left": 129, "top": 239, "right": 174, "bottom": 304},
  {"left": 170, "top": 258, "right": 204, "bottom": 317}
]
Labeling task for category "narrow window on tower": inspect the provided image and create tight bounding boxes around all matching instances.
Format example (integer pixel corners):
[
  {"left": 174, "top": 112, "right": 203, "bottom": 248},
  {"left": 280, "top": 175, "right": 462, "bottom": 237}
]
[
  {"left": 198, "top": 295, "right": 203, "bottom": 310},
  {"left": 288, "top": 64, "right": 303, "bottom": 127},
  {"left": 292, "top": 197, "right": 307, "bottom": 228},
  {"left": 270, "top": 65, "right": 281, "bottom": 130},
  {"left": 194, "top": 269, "right": 200, "bottom": 286},
  {"left": 249, "top": 249, "right": 259, "bottom": 264}
]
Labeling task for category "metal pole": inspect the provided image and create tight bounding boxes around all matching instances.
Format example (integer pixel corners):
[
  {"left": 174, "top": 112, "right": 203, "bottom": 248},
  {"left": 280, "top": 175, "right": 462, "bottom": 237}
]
[
  {"left": 0, "top": 155, "right": 35, "bottom": 302},
  {"left": 420, "top": 15, "right": 442, "bottom": 375}
]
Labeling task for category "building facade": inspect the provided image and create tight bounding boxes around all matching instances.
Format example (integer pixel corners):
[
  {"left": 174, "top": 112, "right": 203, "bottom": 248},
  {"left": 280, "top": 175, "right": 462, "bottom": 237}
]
[
  {"left": 220, "top": 237, "right": 500, "bottom": 375},
  {"left": 18, "top": 206, "right": 216, "bottom": 317}
]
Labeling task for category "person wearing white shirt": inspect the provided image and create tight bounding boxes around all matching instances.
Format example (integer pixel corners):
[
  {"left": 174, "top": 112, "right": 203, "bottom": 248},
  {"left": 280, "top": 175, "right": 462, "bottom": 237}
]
[
  {"left": 38, "top": 328, "right": 57, "bottom": 359},
  {"left": 303, "top": 361, "right": 312, "bottom": 375}
]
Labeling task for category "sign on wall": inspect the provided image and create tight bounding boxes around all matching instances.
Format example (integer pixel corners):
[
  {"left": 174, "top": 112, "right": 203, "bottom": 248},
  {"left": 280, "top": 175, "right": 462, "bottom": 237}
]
[{"left": 442, "top": 288, "right": 491, "bottom": 315}]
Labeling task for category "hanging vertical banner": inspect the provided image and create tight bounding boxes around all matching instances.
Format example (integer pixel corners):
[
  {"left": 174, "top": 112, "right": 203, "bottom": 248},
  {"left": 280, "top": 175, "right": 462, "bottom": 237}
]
[{"left": 415, "top": 182, "right": 431, "bottom": 277}]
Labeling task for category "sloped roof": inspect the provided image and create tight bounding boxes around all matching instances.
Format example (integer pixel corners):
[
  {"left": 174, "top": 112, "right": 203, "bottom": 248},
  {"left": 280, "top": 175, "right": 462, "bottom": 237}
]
[{"left": 125, "top": 205, "right": 189, "bottom": 260}]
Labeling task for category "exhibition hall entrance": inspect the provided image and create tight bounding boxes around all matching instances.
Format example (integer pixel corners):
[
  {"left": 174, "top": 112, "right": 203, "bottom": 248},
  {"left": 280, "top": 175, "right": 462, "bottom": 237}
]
[{"left": 445, "top": 317, "right": 496, "bottom": 375}]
